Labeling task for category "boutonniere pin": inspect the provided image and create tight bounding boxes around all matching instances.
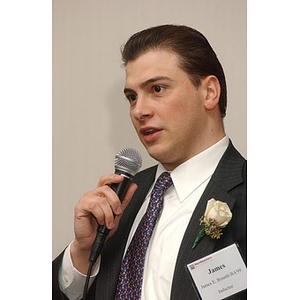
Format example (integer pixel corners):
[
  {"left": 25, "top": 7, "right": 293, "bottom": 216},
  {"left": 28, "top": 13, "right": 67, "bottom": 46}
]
[{"left": 192, "top": 198, "right": 232, "bottom": 249}]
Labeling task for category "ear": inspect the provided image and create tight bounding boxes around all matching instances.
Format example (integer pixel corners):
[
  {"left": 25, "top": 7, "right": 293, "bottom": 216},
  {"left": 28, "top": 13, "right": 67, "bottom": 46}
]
[{"left": 202, "top": 75, "right": 221, "bottom": 111}]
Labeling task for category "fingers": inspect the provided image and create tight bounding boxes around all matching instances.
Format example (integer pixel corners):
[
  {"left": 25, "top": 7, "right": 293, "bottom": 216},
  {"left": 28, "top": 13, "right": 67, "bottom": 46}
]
[
  {"left": 94, "top": 184, "right": 123, "bottom": 216},
  {"left": 97, "top": 174, "right": 124, "bottom": 187},
  {"left": 76, "top": 174, "right": 137, "bottom": 231},
  {"left": 77, "top": 188, "right": 118, "bottom": 230},
  {"left": 106, "top": 182, "right": 138, "bottom": 239}
]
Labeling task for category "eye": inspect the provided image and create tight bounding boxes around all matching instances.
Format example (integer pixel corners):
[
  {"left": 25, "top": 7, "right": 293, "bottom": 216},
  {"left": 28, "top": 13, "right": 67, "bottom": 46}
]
[
  {"left": 126, "top": 93, "right": 138, "bottom": 103},
  {"left": 153, "top": 85, "right": 165, "bottom": 94}
]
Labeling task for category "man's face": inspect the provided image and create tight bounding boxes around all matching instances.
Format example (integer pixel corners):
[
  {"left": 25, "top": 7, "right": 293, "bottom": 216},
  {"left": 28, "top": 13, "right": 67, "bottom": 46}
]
[{"left": 124, "top": 50, "right": 209, "bottom": 171}]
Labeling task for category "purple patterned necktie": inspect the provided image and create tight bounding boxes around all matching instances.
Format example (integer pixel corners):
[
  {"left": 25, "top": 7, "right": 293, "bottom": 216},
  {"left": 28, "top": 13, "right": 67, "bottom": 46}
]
[{"left": 115, "top": 172, "right": 173, "bottom": 299}]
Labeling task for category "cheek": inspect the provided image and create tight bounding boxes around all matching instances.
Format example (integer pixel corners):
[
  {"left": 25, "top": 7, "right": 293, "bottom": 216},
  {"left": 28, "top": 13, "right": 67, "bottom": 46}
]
[
  {"left": 165, "top": 99, "right": 190, "bottom": 123},
  {"left": 175, "top": 90, "right": 203, "bottom": 118},
  {"left": 173, "top": 102, "right": 203, "bottom": 131}
]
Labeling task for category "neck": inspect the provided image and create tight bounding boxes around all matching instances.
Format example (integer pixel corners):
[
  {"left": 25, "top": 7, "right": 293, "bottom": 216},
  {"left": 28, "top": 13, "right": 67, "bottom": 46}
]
[{"left": 162, "top": 131, "right": 226, "bottom": 171}]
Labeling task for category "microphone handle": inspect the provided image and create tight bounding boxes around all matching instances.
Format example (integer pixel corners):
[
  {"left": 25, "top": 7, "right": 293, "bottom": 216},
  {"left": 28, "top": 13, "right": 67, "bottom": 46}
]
[{"left": 89, "top": 172, "right": 132, "bottom": 263}]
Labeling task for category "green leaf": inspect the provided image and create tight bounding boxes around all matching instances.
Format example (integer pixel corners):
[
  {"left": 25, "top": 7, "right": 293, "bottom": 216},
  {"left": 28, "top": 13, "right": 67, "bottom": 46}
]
[{"left": 192, "top": 228, "right": 205, "bottom": 249}]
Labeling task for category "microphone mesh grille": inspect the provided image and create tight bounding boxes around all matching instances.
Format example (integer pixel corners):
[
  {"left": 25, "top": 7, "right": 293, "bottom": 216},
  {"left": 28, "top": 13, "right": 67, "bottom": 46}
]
[{"left": 114, "top": 147, "right": 142, "bottom": 176}]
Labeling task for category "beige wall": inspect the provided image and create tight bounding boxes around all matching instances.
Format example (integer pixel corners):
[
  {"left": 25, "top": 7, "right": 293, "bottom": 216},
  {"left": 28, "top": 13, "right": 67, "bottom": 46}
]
[{"left": 53, "top": 0, "right": 246, "bottom": 258}]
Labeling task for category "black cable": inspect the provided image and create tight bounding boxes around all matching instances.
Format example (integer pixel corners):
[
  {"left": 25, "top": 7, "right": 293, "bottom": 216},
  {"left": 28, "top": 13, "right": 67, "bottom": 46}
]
[
  {"left": 82, "top": 260, "right": 94, "bottom": 300},
  {"left": 81, "top": 225, "right": 109, "bottom": 300}
]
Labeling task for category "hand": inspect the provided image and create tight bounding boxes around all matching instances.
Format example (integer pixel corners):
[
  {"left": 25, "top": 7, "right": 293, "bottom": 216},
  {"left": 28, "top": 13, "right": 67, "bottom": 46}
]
[{"left": 70, "top": 174, "right": 137, "bottom": 273}]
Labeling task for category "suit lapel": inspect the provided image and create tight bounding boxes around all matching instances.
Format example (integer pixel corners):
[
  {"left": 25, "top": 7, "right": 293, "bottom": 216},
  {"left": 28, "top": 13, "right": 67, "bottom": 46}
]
[{"left": 170, "top": 141, "right": 246, "bottom": 299}]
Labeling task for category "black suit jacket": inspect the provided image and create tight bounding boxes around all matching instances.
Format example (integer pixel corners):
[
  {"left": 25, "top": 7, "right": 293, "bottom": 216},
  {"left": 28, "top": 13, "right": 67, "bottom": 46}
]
[{"left": 53, "top": 141, "right": 247, "bottom": 299}]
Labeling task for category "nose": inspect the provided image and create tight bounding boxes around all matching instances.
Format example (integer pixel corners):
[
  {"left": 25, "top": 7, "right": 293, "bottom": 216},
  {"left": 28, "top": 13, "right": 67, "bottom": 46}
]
[{"left": 131, "top": 98, "right": 154, "bottom": 121}]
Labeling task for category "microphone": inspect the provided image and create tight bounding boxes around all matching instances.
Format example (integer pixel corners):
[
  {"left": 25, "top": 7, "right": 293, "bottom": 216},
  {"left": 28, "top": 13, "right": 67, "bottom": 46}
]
[{"left": 89, "top": 147, "right": 142, "bottom": 263}]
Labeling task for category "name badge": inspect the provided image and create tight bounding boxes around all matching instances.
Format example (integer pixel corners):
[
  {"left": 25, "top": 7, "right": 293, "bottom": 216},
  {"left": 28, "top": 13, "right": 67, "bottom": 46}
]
[{"left": 186, "top": 243, "right": 246, "bottom": 299}]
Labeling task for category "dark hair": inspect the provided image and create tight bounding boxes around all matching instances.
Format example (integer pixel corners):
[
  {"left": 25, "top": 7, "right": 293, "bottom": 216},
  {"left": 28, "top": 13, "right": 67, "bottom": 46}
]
[{"left": 121, "top": 24, "right": 227, "bottom": 118}]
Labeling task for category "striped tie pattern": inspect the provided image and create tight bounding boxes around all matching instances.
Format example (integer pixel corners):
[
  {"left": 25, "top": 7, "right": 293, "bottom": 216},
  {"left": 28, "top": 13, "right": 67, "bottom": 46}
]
[{"left": 115, "top": 172, "right": 173, "bottom": 299}]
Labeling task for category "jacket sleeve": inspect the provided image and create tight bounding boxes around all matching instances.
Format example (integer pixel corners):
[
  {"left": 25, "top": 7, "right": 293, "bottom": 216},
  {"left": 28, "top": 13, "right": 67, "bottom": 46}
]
[
  {"left": 52, "top": 250, "right": 70, "bottom": 300},
  {"left": 52, "top": 250, "right": 97, "bottom": 300}
]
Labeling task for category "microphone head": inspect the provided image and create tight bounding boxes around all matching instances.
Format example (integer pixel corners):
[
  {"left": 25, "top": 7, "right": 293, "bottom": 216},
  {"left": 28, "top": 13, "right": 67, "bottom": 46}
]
[{"left": 114, "top": 147, "right": 142, "bottom": 177}]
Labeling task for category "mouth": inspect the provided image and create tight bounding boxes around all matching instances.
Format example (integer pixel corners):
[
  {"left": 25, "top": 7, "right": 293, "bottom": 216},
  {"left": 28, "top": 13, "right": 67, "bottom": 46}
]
[{"left": 140, "top": 126, "right": 162, "bottom": 142}]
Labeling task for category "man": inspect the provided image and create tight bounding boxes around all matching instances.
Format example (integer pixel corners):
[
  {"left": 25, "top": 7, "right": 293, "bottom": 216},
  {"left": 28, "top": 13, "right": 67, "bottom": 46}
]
[{"left": 53, "top": 24, "right": 246, "bottom": 299}]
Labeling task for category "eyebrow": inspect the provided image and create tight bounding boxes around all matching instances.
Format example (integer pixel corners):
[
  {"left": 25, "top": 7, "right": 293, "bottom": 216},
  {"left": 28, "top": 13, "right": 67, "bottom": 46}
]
[{"left": 124, "top": 76, "right": 173, "bottom": 95}]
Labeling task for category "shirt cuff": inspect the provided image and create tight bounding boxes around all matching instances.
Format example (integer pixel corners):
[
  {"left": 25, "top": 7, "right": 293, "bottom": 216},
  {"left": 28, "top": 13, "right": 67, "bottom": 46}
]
[{"left": 58, "top": 241, "right": 100, "bottom": 300}]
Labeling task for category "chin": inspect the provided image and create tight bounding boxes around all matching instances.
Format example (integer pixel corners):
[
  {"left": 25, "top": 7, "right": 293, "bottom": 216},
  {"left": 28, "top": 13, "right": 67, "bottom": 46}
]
[
  {"left": 148, "top": 149, "right": 178, "bottom": 170},
  {"left": 144, "top": 144, "right": 167, "bottom": 162}
]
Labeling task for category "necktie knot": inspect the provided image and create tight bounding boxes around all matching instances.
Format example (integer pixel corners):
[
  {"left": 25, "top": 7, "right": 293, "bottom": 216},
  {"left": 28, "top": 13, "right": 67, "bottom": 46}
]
[{"left": 152, "top": 172, "right": 173, "bottom": 196}]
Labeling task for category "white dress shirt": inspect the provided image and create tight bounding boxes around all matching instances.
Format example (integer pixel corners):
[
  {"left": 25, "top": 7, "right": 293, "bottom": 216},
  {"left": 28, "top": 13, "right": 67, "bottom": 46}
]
[{"left": 59, "top": 136, "right": 229, "bottom": 300}]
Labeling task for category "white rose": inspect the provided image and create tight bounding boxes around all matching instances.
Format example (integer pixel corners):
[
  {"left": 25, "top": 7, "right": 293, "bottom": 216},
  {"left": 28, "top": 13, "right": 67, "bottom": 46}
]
[{"left": 204, "top": 198, "right": 232, "bottom": 228}]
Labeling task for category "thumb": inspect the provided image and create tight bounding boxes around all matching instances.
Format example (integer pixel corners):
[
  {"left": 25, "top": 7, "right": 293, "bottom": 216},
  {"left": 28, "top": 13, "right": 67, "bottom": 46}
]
[
  {"left": 121, "top": 183, "right": 138, "bottom": 210},
  {"left": 106, "top": 183, "right": 138, "bottom": 239}
]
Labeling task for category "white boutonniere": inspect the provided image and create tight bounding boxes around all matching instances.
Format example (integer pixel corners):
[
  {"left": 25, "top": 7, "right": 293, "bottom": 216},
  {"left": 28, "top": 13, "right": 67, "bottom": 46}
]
[{"left": 192, "top": 198, "right": 232, "bottom": 249}]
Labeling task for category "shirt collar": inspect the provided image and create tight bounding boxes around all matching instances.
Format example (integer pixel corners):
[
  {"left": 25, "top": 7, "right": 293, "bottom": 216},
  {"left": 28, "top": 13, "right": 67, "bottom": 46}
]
[{"left": 155, "top": 136, "right": 229, "bottom": 203}]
